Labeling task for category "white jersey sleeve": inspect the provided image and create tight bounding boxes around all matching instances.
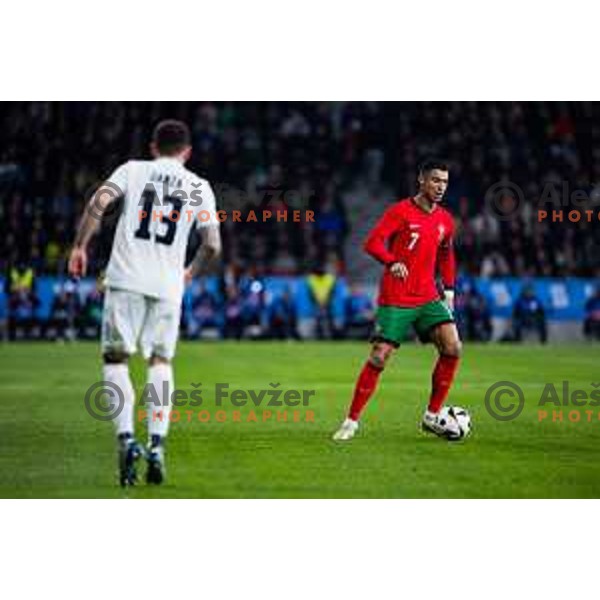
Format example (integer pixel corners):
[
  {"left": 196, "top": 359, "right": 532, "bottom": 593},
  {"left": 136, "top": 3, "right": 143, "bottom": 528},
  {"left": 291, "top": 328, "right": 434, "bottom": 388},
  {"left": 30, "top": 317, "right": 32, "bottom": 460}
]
[
  {"left": 106, "top": 162, "right": 130, "bottom": 196},
  {"left": 190, "top": 177, "right": 219, "bottom": 228},
  {"left": 105, "top": 157, "right": 219, "bottom": 304}
]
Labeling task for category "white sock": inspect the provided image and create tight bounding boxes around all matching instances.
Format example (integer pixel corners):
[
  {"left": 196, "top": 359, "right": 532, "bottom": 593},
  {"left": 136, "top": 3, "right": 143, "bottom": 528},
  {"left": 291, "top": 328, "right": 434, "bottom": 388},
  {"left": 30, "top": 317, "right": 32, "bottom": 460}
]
[
  {"left": 103, "top": 363, "right": 135, "bottom": 437},
  {"left": 147, "top": 363, "right": 174, "bottom": 442}
]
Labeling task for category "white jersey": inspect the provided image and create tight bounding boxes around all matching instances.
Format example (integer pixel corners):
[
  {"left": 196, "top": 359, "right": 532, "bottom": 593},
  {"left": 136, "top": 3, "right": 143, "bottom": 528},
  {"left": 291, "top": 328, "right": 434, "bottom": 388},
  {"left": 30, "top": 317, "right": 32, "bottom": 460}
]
[{"left": 104, "top": 157, "right": 218, "bottom": 304}]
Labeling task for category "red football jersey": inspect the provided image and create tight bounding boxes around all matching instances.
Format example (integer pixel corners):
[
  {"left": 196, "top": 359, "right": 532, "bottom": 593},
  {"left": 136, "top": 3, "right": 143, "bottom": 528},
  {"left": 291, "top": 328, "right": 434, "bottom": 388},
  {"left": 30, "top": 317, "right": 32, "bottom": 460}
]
[{"left": 364, "top": 198, "right": 456, "bottom": 307}]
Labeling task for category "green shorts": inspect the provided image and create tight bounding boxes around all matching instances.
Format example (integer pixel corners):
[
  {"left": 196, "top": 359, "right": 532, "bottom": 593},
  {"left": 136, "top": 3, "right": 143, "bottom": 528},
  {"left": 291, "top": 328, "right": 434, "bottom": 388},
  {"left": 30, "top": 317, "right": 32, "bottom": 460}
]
[{"left": 372, "top": 301, "right": 455, "bottom": 346}]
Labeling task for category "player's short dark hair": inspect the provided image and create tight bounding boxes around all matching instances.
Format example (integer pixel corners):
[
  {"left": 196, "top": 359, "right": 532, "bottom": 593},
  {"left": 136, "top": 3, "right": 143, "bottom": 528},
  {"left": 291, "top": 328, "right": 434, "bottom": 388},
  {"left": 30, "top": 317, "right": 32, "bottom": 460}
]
[
  {"left": 419, "top": 158, "right": 450, "bottom": 175},
  {"left": 152, "top": 119, "right": 191, "bottom": 155}
]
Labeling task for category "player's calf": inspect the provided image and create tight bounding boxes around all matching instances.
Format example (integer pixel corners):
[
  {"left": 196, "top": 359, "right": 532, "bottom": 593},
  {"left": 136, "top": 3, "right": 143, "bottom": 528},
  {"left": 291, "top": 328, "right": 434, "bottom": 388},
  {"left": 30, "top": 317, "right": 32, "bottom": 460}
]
[
  {"left": 427, "top": 323, "right": 462, "bottom": 416},
  {"left": 101, "top": 351, "right": 141, "bottom": 485},
  {"left": 332, "top": 341, "right": 395, "bottom": 441},
  {"left": 145, "top": 355, "right": 173, "bottom": 484}
]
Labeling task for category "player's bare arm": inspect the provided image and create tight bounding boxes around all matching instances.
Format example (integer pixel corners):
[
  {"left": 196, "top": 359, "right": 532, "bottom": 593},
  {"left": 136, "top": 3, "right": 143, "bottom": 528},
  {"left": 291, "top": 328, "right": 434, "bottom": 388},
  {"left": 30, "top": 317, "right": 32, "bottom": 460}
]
[
  {"left": 68, "top": 184, "right": 120, "bottom": 278},
  {"left": 184, "top": 224, "right": 222, "bottom": 283}
]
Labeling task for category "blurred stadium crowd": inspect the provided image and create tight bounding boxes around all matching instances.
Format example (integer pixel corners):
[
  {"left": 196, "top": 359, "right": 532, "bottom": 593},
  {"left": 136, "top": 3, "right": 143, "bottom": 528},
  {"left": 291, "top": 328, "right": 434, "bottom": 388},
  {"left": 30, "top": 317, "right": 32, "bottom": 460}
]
[{"left": 1, "top": 101, "right": 600, "bottom": 341}]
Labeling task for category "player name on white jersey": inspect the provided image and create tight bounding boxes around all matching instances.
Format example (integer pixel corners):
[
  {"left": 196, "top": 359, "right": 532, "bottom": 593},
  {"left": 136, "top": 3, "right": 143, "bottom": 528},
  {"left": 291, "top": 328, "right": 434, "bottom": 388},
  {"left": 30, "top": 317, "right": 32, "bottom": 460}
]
[{"left": 105, "top": 157, "right": 218, "bottom": 304}]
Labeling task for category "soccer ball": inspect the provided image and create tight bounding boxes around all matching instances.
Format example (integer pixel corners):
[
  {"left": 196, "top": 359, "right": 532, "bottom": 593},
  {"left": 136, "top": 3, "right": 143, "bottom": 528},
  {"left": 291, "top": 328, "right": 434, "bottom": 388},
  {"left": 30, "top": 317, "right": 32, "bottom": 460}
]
[{"left": 439, "top": 406, "right": 472, "bottom": 440}]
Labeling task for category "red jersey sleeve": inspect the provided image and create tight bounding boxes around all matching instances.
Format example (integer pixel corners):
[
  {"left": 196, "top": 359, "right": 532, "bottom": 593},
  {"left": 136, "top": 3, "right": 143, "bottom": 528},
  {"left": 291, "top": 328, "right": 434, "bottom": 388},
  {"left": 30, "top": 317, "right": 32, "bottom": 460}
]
[
  {"left": 437, "top": 214, "right": 456, "bottom": 290},
  {"left": 363, "top": 205, "right": 403, "bottom": 266}
]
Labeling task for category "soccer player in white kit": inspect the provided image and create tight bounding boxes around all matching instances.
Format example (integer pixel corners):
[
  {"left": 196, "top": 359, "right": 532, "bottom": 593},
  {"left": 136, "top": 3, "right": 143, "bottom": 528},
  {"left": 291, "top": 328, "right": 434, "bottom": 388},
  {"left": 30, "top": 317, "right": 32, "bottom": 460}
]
[{"left": 68, "top": 120, "right": 221, "bottom": 486}]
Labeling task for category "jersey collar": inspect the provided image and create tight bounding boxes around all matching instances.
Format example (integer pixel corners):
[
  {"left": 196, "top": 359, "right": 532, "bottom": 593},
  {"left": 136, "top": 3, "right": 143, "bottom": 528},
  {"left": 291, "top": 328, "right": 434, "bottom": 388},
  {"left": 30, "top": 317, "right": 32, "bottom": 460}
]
[
  {"left": 154, "top": 156, "right": 185, "bottom": 165},
  {"left": 410, "top": 196, "right": 438, "bottom": 215}
]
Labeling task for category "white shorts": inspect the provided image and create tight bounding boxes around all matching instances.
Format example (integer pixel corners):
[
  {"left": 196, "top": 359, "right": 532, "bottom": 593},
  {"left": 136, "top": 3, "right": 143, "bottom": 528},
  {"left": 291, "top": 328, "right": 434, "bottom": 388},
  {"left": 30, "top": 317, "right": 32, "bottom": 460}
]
[{"left": 101, "top": 287, "right": 181, "bottom": 360}]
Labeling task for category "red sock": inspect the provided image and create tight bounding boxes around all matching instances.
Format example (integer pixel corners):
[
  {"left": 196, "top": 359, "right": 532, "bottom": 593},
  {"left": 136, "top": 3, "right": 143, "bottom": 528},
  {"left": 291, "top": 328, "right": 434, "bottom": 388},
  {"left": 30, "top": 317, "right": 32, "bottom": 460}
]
[
  {"left": 428, "top": 355, "right": 460, "bottom": 413},
  {"left": 348, "top": 361, "right": 383, "bottom": 421}
]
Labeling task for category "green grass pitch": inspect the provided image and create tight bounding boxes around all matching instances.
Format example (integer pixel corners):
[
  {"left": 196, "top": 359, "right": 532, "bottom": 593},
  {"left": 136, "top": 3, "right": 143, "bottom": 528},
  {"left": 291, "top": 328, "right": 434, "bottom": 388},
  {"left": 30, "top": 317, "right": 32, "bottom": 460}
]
[{"left": 0, "top": 341, "right": 598, "bottom": 498}]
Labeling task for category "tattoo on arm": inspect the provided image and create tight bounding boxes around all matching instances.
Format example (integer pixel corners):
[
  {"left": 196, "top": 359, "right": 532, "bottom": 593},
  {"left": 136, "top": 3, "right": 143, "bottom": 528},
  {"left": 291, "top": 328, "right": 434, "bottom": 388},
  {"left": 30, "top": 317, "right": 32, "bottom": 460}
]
[
  {"left": 190, "top": 225, "right": 222, "bottom": 275},
  {"left": 73, "top": 208, "right": 101, "bottom": 248},
  {"left": 73, "top": 186, "right": 117, "bottom": 248}
]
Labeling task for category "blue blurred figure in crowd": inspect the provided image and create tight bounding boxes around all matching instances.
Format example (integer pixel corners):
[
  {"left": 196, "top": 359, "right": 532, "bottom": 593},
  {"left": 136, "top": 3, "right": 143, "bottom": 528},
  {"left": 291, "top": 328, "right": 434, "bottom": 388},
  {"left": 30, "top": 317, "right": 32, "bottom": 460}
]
[
  {"left": 80, "top": 279, "right": 104, "bottom": 339},
  {"left": 512, "top": 285, "right": 547, "bottom": 343},
  {"left": 267, "top": 288, "right": 299, "bottom": 340},
  {"left": 343, "top": 284, "right": 374, "bottom": 340},
  {"left": 224, "top": 286, "right": 245, "bottom": 340},
  {"left": 241, "top": 271, "right": 266, "bottom": 339},
  {"left": 307, "top": 264, "right": 338, "bottom": 339},
  {"left": 584, "top": 286, "right": 600, "bottom": 341},
  {"left": 457, "top": 280, "right": 493, "bottom": 342},
  {"left": 8, "top": 289, "right": 39, "bottom": 339},
  {"left": 48, "top": 279, "right": 81, "bottom": 341},
  {"left": 188, "top": 282, "right": 221, "bottom": 339}
]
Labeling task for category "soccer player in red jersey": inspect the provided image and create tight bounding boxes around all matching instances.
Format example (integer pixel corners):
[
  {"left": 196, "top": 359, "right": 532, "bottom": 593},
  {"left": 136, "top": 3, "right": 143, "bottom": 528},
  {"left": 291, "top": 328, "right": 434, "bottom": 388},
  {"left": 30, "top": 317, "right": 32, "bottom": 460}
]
[{"left": 332, "top": 159, "right": 461, "bottom": 441}]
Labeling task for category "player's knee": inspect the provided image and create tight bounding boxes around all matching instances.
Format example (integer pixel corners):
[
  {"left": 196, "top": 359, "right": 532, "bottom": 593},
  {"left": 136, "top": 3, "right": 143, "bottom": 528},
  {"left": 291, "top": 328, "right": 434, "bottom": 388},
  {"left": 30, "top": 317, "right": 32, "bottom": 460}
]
[
  {"left": 148, "top": 355, "right": 170, "bottom": 367},
  {"left": 441, "top": 339, "right": 462, "bottom": 358},
  {"left": 103, "top": 351, "right": 129, "bottom": 364},
  {"left": 369, "top": 354, "right": 385, "bottom": 369},
  {"left": 368, "top": 343, "right": 394, "bottom": 369}
]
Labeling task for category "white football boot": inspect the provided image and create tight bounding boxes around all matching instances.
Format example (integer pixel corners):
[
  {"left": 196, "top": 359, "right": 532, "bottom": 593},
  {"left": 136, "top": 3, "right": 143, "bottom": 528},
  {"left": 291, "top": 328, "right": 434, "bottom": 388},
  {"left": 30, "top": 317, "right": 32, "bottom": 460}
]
[
  {"left": 332, "top": 418, "right": 359, "bottom": 441},
  {"left": 421, "top": 410, "right": 449, "bottom": 437},
  {"left": 422, "top": 408, "right": 461, "bottom": 440}
]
